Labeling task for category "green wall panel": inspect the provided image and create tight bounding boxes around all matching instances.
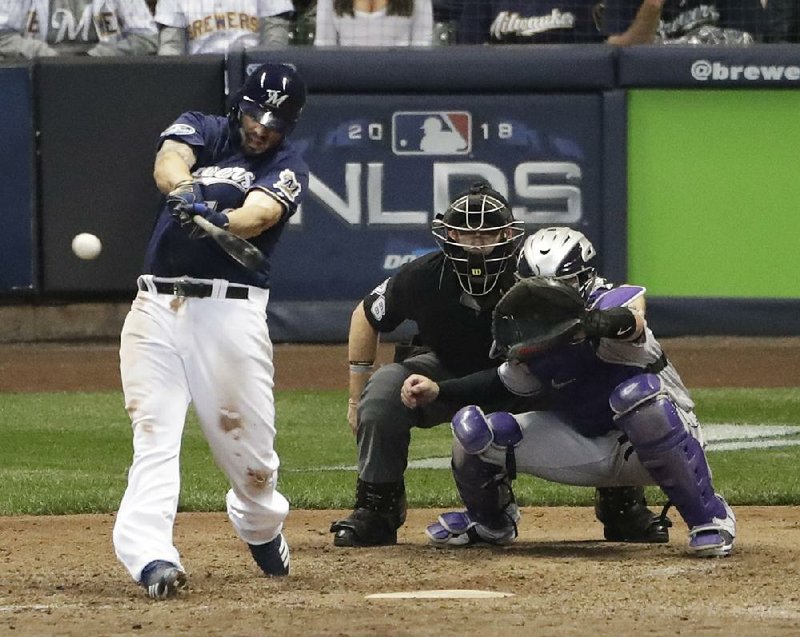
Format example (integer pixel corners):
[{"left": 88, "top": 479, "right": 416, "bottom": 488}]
[{"left": 627, "top": 90, "right": 800, "bottom": 298}]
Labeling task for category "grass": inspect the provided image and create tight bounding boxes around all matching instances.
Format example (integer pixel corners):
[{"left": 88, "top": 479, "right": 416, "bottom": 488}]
[{"left": 0, "top": 388, "right": 799, "bottom": 515}]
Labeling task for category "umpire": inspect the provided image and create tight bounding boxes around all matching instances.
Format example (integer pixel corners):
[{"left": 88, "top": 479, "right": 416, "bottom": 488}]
[{"left": 330, "top": 181, "right": 670, "bottom": 547}]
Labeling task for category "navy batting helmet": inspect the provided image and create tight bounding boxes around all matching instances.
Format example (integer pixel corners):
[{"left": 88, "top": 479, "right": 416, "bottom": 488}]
[
  {"left": 432, "top": 181, "right": 525, "bottom": 296},
  {"left": 229, "top": 63, "right": 306, "bottom": 136}
]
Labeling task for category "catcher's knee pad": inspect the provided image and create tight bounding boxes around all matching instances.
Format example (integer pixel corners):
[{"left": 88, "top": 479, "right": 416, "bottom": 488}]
[
  {"left": 610, "top": 374, "right": 726, "bottom": 528},
  {"left": 609, "top": 374, "right": 680, "bottom": 447},
  {"left": 452, "top": 406, "right": 522, "bottom": 455}
]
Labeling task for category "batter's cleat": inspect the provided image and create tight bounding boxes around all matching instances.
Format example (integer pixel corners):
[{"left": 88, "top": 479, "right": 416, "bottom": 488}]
[
  {"left": 139, "top": 560, "right": 187, "bottom": 600},
  {"left": 688, "top": 497, "right": 736, "bottom": 558},
  {"left": 249, "top": 533, "right": 291, "bottom": 576},
  {"left": 426, "top": 507, "right": 519, "bottom": 548},
  {"left": 595, "top": 486, "right": 671, "bottom": 544}
]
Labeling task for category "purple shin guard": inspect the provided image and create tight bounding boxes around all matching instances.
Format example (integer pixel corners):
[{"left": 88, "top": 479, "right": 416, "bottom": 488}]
[
  {"left": 450, "top": 407, "right": 523, "bottom": 529},
  {"left": 612, "top": 375, "right": 726, "bottom": 528}
]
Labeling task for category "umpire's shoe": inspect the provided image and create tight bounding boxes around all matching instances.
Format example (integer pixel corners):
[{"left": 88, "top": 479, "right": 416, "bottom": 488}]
[
  {"left": 140, "top": 560, "right": 187, "bottom": 600},
  {"left": 249, "top": 533, "right": 291, "bottom": 576},
  {"left": 595, "top": 486, "right": 671, "bottom": 543},
  {"left": 330, "top": 479, "right": 407, "bottom": 547}
]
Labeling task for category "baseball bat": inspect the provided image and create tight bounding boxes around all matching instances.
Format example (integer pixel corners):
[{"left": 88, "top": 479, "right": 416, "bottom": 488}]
[{"left": 192, "top": 215, "right": 266, "bottom": 271}]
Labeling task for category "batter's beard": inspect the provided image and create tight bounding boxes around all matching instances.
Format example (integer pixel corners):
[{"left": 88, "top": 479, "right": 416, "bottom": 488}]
[
  {"left": 239, "top": 127, "right": 275, "bottom": 156},
  {"left": 242, "top": 136, "right": 269, "bottom": 155}
]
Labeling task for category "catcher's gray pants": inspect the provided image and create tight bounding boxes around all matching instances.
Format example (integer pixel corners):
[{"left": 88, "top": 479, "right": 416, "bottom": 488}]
[
  {"left": 357, "top": 352, "right": 535, "bottom": 483},
  {"left": 474, "top": 408, "right": 702, "bottom": 488}
]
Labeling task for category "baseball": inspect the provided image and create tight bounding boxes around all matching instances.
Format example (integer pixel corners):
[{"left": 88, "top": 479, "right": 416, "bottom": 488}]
[{"left": 71, "top": 233, "right": 102, "bottom": 260}]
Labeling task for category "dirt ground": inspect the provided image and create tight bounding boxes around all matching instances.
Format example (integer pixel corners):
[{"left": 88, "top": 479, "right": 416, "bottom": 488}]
[{"left": 2, "top": 338, "right": 800, "bottom": 636}]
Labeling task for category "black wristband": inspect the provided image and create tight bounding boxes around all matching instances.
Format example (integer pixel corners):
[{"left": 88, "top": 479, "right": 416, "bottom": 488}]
[{"left": 583, "top": 307, "right": 637, "bottom": 339}]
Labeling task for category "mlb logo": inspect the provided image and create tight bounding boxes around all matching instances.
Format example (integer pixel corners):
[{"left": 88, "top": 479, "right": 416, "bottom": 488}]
[{"left": 392, "top": 112, "right": 472, "bottom": 156}]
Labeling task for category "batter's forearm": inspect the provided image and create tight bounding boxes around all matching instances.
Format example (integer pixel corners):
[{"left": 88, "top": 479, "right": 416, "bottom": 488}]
[
  {"left": 154, "top": 145, "right": 196, "bottom": 194},
  {"left": 226, "top": 191, "right": 284, "bottom": 239}
]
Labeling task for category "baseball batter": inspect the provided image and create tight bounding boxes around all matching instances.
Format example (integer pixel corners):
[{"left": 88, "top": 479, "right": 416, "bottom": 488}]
[
  {"left": 153, "top": 0, "right": 295, "bottom": 54},
  {"left": 112, "top": 62, "right": 308, "bottom": 599},
  {"left": 403, "top": 227, "right": 736, "bottom": 557},
  {"left": 0, "top": 0, "right": 158, "bottom": 57}
]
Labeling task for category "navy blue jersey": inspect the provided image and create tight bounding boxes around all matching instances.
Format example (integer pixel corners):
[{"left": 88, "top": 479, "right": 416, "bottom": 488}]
[
  {"left": 143, "top": 112, "right": 309, "bottom": 289},
  {"left": 456, "top": 0, "right": 605, "bottom": 44}
]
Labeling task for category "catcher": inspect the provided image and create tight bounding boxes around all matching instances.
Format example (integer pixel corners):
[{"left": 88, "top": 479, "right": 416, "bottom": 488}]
[{"left": 401, "top": 226, "right": 736, "bottom": 557}]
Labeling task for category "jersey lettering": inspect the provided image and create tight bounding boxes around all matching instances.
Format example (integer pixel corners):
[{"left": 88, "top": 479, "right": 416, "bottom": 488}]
[
  {"left": 195, "top": 166, "right": 256, "bottom": 191},
  {"left": 50, "top": 6, "right": 94, "bottom": 42},
  {"left": 490, "top": 10, "right": 576, "bottom": 39},
  {"left": 187, "top": 13, "right": 258, "bottom": 41},
  {"left": 26, "top": 10, "right": 41, "bottom": 34}
]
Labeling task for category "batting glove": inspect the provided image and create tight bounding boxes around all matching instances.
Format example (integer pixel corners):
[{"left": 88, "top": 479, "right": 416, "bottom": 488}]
[{"left": 167, "top": 179, "right": 204, "bottom": 226}]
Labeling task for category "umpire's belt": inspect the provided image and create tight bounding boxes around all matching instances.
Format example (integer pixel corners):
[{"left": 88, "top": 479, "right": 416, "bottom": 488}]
[{"left": 139, "top": 278, "right": 249, "bottom": 300}]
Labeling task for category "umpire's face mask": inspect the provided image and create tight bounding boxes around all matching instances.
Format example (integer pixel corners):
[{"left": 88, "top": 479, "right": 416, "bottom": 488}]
[{"left": 450, "top": 229, "right": 507, "bottom": 256}]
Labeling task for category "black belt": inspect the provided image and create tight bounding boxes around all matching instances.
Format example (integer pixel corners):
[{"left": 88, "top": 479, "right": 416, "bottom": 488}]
[{"left": 140, "top": 279, "right": 249, "bottom": 299}]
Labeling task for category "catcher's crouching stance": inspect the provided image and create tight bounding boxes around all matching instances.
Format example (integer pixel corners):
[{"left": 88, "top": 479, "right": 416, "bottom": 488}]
[{"left": 402, "top": 227, "right": 735, "bottom": 558}]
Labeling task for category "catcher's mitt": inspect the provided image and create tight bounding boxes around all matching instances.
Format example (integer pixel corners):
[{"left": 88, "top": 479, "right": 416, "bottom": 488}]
[{"left": 492, "top": 277, "right": 585, "bottom": 361}]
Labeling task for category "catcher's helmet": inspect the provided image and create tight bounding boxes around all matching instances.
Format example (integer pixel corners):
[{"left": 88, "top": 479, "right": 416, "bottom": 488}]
[
  {"left": 432, "top": 181, "right": 524, "bottom": 296},
  {"left": 228, "top": 63, "right": 306, "bottom": 136},
  {"left": 517, "top": 227, "right": 597, "bottom": 298}
]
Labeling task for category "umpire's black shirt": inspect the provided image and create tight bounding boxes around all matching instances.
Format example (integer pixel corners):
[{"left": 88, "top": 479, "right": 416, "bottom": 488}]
[{"left": 361, "top": 251, "right": 511, "bottom": 376}]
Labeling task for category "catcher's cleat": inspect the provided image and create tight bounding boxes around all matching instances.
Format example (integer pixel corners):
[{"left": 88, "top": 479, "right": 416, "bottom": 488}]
[
  {"left": 331, "top": 479, "right": 407, "bottom": 547},
  {"left": 139, "top": 560, "right": 187, "bottom": 600},
  {"left": 426, "top": 509, "right": 519, "bottom": 548},
  {"left": 596, "top": 486, "right": 671, "bottom": 544},
  {"left": 249, "top": 533, "right": 291, "bottom": 576},
  {"left": 688, "top": 497, "right": 736, "bottom": 558}
]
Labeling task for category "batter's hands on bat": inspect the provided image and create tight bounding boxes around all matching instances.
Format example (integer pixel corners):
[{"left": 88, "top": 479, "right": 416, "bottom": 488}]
[
  {"left": 401, "top": 374, "right": 439, "bottom": 409},
  {"left": 167, "top": 179, "right": 204, "bottom": 226}
]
